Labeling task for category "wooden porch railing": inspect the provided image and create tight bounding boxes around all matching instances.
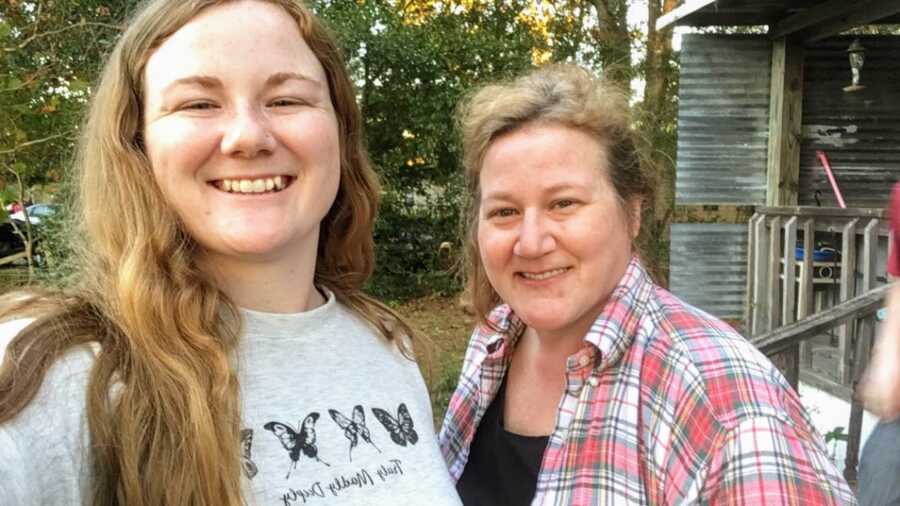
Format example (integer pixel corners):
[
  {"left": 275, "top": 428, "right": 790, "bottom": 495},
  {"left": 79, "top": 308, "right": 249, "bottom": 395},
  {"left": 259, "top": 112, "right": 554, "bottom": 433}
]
[
  {"left": 750, "top": 284, "right": 889, "bottom": 485},
  {"left": 746, "top": 205, "right": 890, "bottom": 485},
  {"left": 747, "top": 206, "right": 888, "bottom": 385}
]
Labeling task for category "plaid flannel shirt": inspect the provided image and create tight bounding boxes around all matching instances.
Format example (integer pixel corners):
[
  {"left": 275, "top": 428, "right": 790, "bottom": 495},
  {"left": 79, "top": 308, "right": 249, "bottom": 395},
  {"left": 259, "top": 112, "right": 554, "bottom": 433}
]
[{"left": 440, "top": 257, "right": 856, "bottom": 505}]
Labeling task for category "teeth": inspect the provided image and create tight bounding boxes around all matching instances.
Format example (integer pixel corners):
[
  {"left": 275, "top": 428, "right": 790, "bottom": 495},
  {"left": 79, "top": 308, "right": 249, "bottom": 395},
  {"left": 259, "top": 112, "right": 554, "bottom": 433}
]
[
  {"left": 216, "top": 176, "right": 290, "bottom": 194},
  {"left": 520, "top": 268, "right": 567, "bottom": 281}
]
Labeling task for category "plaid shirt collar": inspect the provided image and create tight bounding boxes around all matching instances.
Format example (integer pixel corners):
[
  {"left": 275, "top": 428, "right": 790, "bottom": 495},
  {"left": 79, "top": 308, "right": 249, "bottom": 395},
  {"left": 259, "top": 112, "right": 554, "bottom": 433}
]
[{"left": 479, "top": 256, "right": 652, "bottom": 371}]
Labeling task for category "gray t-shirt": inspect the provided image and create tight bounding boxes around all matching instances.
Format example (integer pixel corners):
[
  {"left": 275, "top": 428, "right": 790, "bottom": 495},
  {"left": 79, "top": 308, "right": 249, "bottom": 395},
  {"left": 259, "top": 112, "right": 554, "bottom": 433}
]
[{"left": 0, "top": 292, "right": 462, "bottom": 505}]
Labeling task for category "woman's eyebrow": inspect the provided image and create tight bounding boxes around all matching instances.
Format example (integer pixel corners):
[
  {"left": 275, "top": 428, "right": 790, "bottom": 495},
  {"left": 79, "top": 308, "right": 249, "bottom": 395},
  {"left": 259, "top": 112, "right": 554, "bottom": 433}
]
[
  {"left": 161, "top": 75, "right": 221, "bottom": 95},
  {"left": 265, "top": 71, "right": 322, "bottom": 88}
]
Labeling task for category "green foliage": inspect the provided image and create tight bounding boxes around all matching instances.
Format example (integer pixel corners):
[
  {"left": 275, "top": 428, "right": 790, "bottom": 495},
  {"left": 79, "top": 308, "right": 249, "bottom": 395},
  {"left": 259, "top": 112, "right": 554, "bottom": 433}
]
[
  {"left": 0, "top": 1, "right": 136, "bottom": 184},
  {"left": 2, "top": 0, "right": 681, "bottom": 299},
  {"left": 825, "top": 426, "right": 849, "bottom": 443},
  {"left": 314, "top": 0, "right": 540, "bottom": 299},
  {"left": 0, "top": 1, "right": 139, "bottom": 281}
]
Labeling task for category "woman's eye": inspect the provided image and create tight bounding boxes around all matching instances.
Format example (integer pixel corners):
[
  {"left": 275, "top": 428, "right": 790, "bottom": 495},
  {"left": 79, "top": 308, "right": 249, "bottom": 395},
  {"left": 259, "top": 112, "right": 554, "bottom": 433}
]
[
  {"left": 182, "top": 101, "right": 216, "bottom": 110},
  {"left": 490, "top": 208, "right": 517, "bottom": 219},
  {"left": 554, "top": 199, "right": 576, "bottom": 209},
  {"left": 270, "top": 98, "right": 303, "bottom": 107}
]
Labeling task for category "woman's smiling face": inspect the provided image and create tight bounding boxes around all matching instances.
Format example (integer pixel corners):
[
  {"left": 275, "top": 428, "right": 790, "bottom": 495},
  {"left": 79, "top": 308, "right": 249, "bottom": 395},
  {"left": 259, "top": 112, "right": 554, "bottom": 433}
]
[
  {"left": 477, "top": 122, "right": 640, "bottom": 341},
  {"left": 142, "top": 0, "right": 340, "bottom": 271}
]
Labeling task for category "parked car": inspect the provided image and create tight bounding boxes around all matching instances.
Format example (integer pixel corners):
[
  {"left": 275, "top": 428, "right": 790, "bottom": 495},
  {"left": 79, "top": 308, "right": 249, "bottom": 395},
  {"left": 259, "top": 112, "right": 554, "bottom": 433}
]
[
  {"left": 0, "top": 221, "right": 25, "bottom": 257},
  {"left": 9, "top": 203, "right": 58, "bottom": 225},
  {"left": 0, "top": 203, "right": 58, "bottom": 260}
]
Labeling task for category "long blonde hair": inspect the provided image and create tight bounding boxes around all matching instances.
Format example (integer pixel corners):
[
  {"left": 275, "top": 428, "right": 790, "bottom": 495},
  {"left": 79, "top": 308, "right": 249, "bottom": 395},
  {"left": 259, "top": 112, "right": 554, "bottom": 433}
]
[
  {"left": 0, "top": 1, "right": 413, "bottom": 504},
  {"left": 457, "top": 64, "right": 655, "bottom": 329}
]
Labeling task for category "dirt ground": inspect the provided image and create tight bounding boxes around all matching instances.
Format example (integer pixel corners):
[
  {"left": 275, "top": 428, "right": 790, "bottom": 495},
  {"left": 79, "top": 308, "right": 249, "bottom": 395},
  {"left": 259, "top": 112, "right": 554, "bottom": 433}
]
[{"left": 396, "top": 295, "right": 475, "bottom": 428}]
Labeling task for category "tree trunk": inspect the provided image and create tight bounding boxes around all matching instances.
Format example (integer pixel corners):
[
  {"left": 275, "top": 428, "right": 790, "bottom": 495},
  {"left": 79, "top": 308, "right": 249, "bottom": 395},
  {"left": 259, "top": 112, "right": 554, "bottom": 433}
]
[
  {"left": 585, "top": 0, "right": 633, "bottom": 92},
  {"left": 639, "top": 0, "right": 679, "bottom": 284}
]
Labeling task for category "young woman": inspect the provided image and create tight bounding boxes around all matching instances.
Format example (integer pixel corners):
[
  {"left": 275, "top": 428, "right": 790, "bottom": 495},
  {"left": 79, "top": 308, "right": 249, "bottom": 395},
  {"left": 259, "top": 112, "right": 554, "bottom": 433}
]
[
  {"left": 440, "top": 64, "right": 856, "bottom": 505},
  {"left": 0, "top": 1, "right": 460, "bottom": 504}
]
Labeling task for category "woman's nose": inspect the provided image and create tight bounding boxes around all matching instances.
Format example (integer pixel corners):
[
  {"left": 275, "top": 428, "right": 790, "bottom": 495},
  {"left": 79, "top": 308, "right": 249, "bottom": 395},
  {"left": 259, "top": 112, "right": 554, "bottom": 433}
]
[
  {"left": 513, "top": 212, "right": 556, "bottom": 258},
  {"left": 220, "top": 106, "right": 276, "bottom": 158}
]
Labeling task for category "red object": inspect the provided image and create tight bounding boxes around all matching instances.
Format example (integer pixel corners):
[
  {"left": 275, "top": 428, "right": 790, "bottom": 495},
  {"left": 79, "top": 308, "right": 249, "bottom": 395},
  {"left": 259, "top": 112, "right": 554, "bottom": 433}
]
[
  {"left": 816, "top": 150, "right": 846, "bottom": 208},
  {"left": 888, "top": 183, "right": 900, "bottom": 276}
]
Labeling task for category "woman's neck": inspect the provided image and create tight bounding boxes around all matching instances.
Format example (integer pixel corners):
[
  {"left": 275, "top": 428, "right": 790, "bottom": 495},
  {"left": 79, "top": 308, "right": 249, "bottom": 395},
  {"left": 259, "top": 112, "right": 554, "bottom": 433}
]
[{"left": 200, "top": 252, "right": 324, "bottom": 314}]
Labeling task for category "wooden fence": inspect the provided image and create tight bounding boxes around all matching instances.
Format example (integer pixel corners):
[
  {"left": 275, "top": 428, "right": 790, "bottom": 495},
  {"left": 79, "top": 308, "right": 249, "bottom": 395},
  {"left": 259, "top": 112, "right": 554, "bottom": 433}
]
[{"left": 746, "top": 205, "right": 890, "bottom": 485}]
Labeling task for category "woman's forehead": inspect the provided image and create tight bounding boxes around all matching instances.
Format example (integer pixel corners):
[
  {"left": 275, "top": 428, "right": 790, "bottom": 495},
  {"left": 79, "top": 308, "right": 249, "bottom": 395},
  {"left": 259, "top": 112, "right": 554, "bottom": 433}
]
[{"left": 143, "top": 2, "right": 324, "bottom": 92}]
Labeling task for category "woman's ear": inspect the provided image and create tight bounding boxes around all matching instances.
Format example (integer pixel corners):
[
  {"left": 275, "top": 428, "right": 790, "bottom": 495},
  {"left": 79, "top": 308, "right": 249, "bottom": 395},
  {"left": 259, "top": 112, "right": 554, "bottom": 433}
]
[{"left": 627, "top": 197, "right": 643, "bottom": 240}]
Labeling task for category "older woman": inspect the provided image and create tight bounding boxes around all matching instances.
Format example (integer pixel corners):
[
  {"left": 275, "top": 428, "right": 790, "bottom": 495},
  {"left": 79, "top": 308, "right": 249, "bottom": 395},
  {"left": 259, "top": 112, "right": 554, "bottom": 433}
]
[
  {"left": 440, "top": 64, "right": 855, "bottom": 505},
  {"left": 0, "top": 1, "right": 460, "bottom": 504}
]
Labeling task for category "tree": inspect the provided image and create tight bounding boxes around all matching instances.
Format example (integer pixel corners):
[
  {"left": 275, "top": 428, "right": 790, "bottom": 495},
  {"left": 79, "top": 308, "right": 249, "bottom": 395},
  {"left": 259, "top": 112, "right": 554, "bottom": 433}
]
[
  {"left": 0, "top": 1, "right": 134, "bottom": 277},
  {"left": 314, "top": 0, "right": 542, "bottom": 298}
]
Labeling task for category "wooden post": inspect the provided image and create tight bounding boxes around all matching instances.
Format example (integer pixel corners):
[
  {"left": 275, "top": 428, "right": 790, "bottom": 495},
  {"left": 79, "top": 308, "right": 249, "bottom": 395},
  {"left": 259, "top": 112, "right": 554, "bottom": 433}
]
[
  {"left": 753, "top": 217, "right": 770, "bottom": 336},
  {"left": 799, "top": 219, "right": 815, "bottom": 367},
  {"left": 838, "top": 219, "right": 859, "bottom": 385},
  {"left": 768, "top": 216, "right": 783, "bottom": 332},
  {"left": 746, "top": 213, "right": 763, "bottom": 331},
  {"left": 775, "top": 217, "right": 800, "bottom": 388},
  {"left": 766, "top": 37, "right": 804, "bottom": 207},
  {"left": 783, "top": 217, "right": 799, "bottom": 325}
]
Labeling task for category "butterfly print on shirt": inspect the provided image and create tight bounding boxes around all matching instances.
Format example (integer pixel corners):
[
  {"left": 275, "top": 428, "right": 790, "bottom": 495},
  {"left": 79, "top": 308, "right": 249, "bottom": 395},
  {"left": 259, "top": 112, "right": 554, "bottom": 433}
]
[
  {"left": 328, "top": 405, "right": 382, "bottom": 462},
  {"left": 372, "top": 403, "right": 419, "bottom": 447},
  {"left": 240, "top": 428, "right": 259, "bottom": 479},
  {"left": 264, "top": 412, "right": 330, "bottom": 480}
]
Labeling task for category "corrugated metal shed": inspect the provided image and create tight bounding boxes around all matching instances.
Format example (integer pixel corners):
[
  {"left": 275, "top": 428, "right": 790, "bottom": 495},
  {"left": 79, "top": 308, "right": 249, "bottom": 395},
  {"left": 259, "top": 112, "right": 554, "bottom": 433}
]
[
  {"left": 669, "top": 223, "right": 748, "bottom": 320},
  {"left": 799, "top": 36, "right": 900, "bottom": 208},
  {"left": 675, "top": 35, "right": 771, "bottom": 205}
]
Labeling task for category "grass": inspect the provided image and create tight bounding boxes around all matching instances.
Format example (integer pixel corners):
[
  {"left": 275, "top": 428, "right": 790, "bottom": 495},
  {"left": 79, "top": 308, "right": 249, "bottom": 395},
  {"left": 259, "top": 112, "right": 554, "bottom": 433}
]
[{"left": 396, "top": 294, "right": 475, "bottom": 428}]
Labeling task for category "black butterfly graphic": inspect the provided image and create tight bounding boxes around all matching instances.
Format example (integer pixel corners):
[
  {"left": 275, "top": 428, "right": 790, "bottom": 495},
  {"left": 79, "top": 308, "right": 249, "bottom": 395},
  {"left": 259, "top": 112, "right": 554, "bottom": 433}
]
[
  {"left": 372, "top": 403, "right": 419, "bottom": 447},
  {"left": 264, "top": 412, "right": 330, "bottom": 480},
  {"left": 328, "top": 405, "right": 382, "bottom": 461},
  {"left": 240, "top": 428, "right": 258, "bottom": 479}
]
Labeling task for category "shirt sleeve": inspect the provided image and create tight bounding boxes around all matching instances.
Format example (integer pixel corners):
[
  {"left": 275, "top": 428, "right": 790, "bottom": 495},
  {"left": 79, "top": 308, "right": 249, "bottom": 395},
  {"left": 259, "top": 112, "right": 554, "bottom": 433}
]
[
  {"left": 0, "top": 427, "right": 34, "bottom": 503},
  {"left": 702, "top": 415, "right": 857, "bottom": 505},
  {"left": 887, "top": 182, "right": 900, "bottom": 276}
]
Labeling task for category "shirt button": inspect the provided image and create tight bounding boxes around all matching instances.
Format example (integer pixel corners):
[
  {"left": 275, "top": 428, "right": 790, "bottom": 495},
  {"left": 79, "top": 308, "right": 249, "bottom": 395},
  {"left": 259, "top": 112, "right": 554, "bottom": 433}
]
[
  {"left": 588, "top": 377, "right": 599, "bottom": 387},
  {"left": 578, "top": 355, "right": 590, "bottom": 367}
]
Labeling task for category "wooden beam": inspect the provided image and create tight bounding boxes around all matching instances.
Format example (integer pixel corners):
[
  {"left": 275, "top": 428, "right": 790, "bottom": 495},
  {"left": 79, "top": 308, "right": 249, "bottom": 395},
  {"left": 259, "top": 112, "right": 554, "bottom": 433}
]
[
  {"left": 752, "top": 217, "right": 770, "bottom": 336},
  {"left": 798, "top": 219, "right": 815, "bottom": 367},
  {"left": 771, "top": 0, "right": 900, "bottom": 41},
  {"left": 755, "top": 206, "right": 887, "bottom": 219},
  {"left": 656, "top": 0, "right": 717, "bottom": 30},
  {"left": 766, "top": 37, "right": 804, "bottom": 207},
  {"left": 838, "top": 219, "right": 859, "bottom": 385},
  {"left": 804, "top": 0, "right": 900, "bottom": 43},
  {"left": 745, "top": 213, "right": 762, "bottom": 331},
  {"left": 770, "top": 0, "right": 854, "bottom": 39},
  {"left": 752, "top": 283, "right": 890, "bottom": 355},
  {"left": 673, "top": 204, "right": 756, "bottom": 224}
]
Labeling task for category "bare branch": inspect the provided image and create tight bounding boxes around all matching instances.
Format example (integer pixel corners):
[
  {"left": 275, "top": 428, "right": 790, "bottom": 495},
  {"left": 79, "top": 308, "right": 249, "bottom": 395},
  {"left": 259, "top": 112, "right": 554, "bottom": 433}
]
[
  {"left": 4, "top": 21, "right": 122, "bottom": 52},
  {"left": 0, "top": 132, "right": 70, "bottom": 156}
]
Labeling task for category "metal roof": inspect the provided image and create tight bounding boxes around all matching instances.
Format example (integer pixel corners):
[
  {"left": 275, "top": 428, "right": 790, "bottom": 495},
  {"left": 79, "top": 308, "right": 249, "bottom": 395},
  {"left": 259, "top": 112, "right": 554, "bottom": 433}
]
[{"left": 658, "top": 0, "right": 900, "bottom": 43}]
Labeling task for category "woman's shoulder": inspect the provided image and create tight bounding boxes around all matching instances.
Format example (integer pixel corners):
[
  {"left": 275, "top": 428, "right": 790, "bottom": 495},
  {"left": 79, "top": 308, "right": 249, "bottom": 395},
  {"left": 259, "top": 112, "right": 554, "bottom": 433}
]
[
  {"left": 0, "top": 317, "right": 35, "bottom": 350},
  {"left": 0, "top": 317, "right": 95, "bottom": 503},
  {"left": 1, "top": 317, "right": 97, "bottom": 419},
  {"left": 641, "top": 287, "right": 796, "bottom": 422}
]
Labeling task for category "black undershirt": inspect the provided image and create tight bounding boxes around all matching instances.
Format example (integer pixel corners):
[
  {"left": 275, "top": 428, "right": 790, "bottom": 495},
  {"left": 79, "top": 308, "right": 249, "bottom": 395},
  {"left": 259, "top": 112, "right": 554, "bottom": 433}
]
[{"left": 456, "top": 375, "right": 549, "bottom": 506}]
